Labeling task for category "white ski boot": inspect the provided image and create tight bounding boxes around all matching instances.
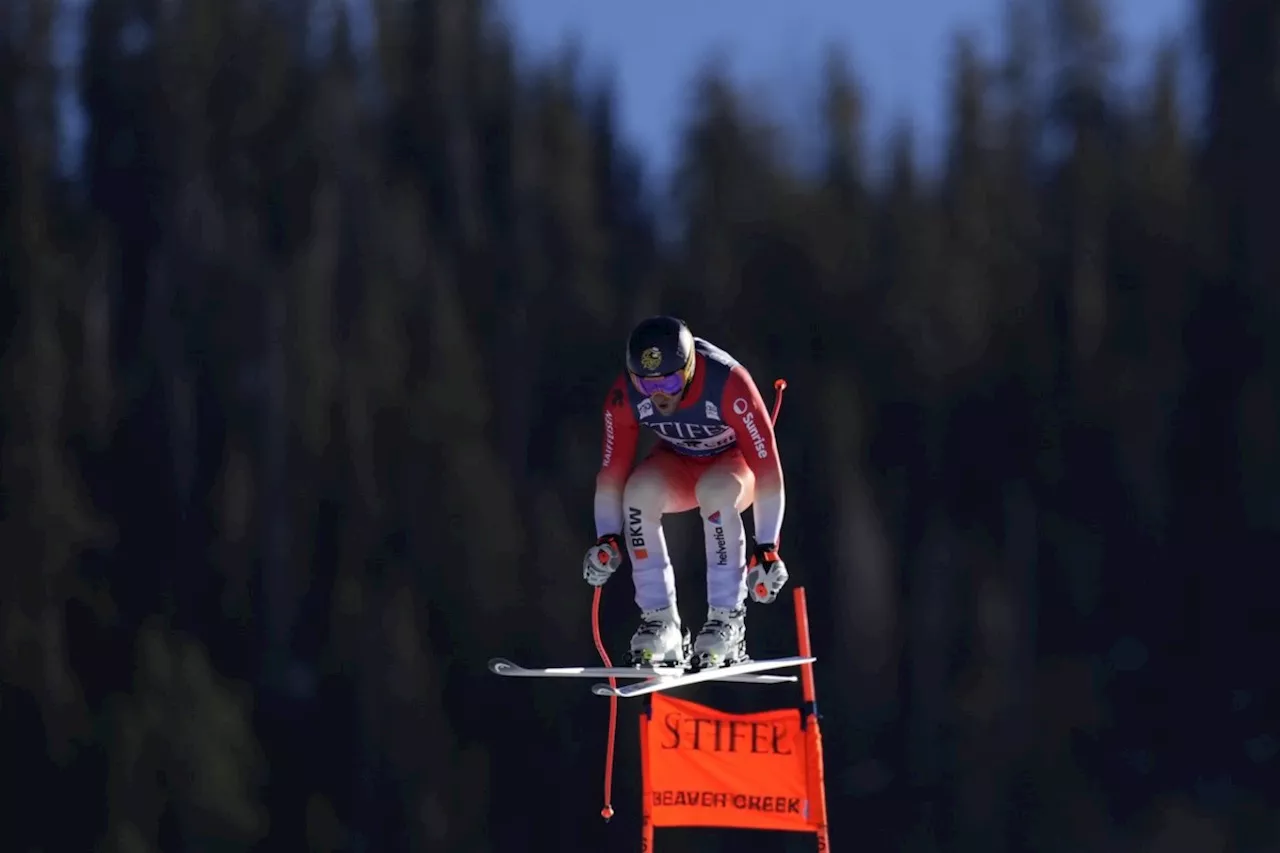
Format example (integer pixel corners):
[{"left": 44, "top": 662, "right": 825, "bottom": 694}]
[
  {"left": 624, "top": 604, "right": 691, "bottom": 668},
  {"left": 692, "top": 605, "right": 748, "bottom": 669}
]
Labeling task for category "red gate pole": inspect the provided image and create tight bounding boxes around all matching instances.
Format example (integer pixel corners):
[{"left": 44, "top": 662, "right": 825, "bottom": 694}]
[{"left": 793, "top": 587, "right": 830, "bottom": 849}]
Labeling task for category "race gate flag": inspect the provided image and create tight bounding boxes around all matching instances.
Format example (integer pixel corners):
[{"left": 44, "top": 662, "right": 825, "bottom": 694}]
[
  {"left": 636, "top": 586, "right": 830, "bottom": 850},
  {"left": 641, "top": 694, "right": 816, "bottom": 832}
]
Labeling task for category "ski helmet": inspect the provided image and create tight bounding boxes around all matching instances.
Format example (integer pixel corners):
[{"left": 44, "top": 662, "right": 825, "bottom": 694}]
[{"left": 625, "top": 315, "right": 696, "bottom": 397}]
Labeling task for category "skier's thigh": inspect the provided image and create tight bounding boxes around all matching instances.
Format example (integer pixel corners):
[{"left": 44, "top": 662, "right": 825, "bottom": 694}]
[
  {"left": 623, "top": 446, "right": 699, "bottom": 514},
  {"left": 694, "top": 451, "right": 755, "bottom": 513}
]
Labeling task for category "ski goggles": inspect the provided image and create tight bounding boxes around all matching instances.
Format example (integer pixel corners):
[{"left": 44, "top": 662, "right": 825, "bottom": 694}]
[{"left": 630, "top": 369, "right": 687, "bottom": 397}]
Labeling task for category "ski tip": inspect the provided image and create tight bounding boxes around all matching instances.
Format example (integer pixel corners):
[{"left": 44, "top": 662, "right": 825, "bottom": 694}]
[
  {"left": 592, "top": 683, "right": 620, "bottom": 697},
  {"left": 488, "top": 657, "right": 520, "bottom": 675}
]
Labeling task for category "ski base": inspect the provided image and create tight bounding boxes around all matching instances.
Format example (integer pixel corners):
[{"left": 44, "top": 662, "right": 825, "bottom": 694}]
[
  {"left": 590, "top": 655, "right": 816, "bottom": 698},
  {"left": 487, "top": 657, "right": 798, "bottom": 686}
]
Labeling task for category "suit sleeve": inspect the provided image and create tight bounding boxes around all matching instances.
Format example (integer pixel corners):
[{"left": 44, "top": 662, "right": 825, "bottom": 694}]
[
  {"left": 720, "top": 365, "right": 785, "bottom": 546},
  {"left": 594, "top": 374, "right": 640, "bottom": 537}
]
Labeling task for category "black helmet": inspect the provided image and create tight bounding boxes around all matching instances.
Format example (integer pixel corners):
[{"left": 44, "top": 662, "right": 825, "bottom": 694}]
[{"left": 625, "top": 316, "right": 696, "bottom": 397}]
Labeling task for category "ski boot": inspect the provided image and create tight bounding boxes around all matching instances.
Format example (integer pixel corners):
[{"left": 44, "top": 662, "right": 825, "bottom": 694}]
[
  {"left": 692, "top": 605, "right": 749, "bottom": 670},
  {"left": 624, "top": 605, "right": 691, "bottom": 668}
]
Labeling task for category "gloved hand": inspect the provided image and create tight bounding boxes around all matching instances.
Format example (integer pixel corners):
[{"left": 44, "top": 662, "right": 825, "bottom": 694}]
[
  {"left": 746, "top": 542, "right": 788, "bottom": 604},
  {"left": 583, "top": 533, "right": 625, "bottom": 587}
]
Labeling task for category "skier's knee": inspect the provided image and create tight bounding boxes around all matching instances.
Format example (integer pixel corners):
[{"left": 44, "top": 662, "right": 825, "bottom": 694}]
[
  {"left": 695, "top": 469, "right": 747, "bottom": 512},
  {"left": 623, "top": 468, "right": 667, "bottom": 514}
]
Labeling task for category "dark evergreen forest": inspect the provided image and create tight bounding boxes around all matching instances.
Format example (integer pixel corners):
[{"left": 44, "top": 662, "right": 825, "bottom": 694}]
[{"left": 2, "top": 0, "right": 1278, "bottom": 850}]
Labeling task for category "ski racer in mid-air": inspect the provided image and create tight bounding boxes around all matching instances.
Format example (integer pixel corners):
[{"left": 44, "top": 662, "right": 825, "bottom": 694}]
[{"left": 582, "top": 315, "right": 789, "bottom": 669}]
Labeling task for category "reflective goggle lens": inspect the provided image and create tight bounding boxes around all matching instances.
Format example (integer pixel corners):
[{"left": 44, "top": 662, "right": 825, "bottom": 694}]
[{"left": 631, "top": 370, "right": 686, "bottom": 396}]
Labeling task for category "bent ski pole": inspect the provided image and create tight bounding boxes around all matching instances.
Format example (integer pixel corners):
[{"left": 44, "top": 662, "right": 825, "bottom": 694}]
[{"left": 771, "top": 378, "right": 787, "bottom": 425}]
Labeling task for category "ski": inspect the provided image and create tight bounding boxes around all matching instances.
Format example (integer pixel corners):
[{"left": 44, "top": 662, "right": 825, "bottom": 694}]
[
  {"left": 590, "top": 655, "right": 816, "bottom": 698},
  {"left": 488, "top": 657, "right": 797, "bottom": 685}
]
